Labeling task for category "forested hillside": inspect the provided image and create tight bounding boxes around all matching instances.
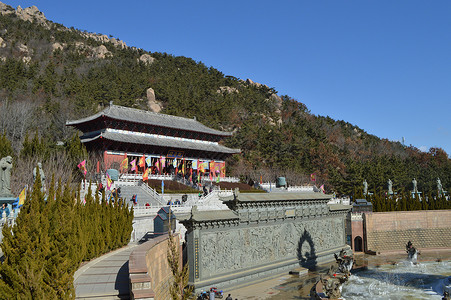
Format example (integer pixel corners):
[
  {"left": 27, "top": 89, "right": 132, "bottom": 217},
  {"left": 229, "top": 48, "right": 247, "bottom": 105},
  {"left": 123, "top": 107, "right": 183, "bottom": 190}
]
[{"left": 0, "top": 3, "right": 449, "bottom": 197}]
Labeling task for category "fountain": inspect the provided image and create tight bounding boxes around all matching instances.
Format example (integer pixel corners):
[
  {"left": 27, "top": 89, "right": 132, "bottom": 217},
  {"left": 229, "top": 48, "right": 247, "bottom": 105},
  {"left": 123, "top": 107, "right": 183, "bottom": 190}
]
[
  {"left": 307, "top": 242, "right": 451, "bottom": 299},
  {"left": 406, "top": 240, "right": 420, "bottom": 264},
  {"left": 311, "top": 249, "right": 354, "bottom": 299},
  {"left": 339, "top": 243, "right": 451, "bottom": 299},
  {"left": 334, "top": 248, "right": 354, "bottom": 275}
]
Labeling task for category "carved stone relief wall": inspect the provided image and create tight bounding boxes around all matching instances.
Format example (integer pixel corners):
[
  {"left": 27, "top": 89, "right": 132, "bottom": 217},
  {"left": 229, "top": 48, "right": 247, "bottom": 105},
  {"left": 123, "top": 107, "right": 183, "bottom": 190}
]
[{"left": 199, "top": 216, "right": 344, "bottom": 278}]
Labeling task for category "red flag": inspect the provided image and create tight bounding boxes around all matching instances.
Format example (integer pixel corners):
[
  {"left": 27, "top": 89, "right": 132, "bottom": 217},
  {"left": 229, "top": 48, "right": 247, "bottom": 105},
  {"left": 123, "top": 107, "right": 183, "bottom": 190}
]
[
  {"left": 120, "top": 156, "right": 128, "bottom": 173},
  {"left": 138, "top": 155, "right": 145, "bottom": 168},
  {"left": 143, "top": 168, "right": 149, "bottom": 181},
  {"left": 310, "top": 173, "right": 316, "bottom": 182}
]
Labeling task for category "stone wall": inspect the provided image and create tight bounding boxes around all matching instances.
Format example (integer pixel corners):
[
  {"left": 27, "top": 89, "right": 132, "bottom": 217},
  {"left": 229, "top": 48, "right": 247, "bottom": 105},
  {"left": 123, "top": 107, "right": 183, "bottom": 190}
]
[
  {"left": 199, "top": 217, "right": 344, "bottom": 278},
  {"left": 129, "top": 233, "right": 181, "bottom": 300},
  {"left": 365, "top": 210, "right": 451, "bottom": 252}
]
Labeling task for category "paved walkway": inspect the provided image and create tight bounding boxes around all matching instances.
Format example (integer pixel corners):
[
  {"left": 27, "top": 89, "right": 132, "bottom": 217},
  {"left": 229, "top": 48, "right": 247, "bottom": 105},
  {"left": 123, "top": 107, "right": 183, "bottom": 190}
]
[{"left": 74, "top": 244, "right": 138, "bottom": 299}]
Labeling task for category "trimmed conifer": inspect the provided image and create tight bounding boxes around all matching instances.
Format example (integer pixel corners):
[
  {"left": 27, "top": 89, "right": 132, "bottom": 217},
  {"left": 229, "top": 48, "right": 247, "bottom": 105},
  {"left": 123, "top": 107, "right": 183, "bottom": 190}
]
[{"left": 0, "top": 170, "right": 56, "bottom": 298}]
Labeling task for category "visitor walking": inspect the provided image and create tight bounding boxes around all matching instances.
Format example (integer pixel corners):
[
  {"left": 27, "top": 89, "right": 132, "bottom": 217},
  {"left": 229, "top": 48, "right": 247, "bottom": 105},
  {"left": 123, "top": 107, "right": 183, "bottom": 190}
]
[{"left": 0, "top": 203, "right": 10, "bottom": 218}]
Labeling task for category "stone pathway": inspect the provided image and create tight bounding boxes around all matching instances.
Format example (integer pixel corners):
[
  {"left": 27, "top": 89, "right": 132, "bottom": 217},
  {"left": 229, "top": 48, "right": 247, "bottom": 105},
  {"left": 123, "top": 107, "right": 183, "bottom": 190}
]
[{"left": 74, "top": 244, "right": 138, "bottom": 299}]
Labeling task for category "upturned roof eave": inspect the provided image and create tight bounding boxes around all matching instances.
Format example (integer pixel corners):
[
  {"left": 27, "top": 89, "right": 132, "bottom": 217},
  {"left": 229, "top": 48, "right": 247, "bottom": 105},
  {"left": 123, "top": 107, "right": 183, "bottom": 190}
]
[{"left": 80, "top": 132, "right": 241, "bottom": 154}]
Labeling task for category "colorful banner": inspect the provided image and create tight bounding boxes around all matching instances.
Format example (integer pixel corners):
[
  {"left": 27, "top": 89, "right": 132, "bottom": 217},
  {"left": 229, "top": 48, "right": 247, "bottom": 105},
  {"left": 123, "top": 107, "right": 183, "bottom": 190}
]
[
  {"left": 143, "top": 168, "right": 149, "bottom": 181},
  {"left": 310, "top": 173, "right": 316, "bottom": 182},
  {"left": 106, "top": 172, "right": 113, "bottom": 190},
  {"left": 130, "top": 159, "right": 137, "bottom": 171},
  {"left": 199, "top": 161, "right": 205, "bottom": 173},
  {"left": 17, "top": 185, "right": 27, "bottom": 207},
  {"left": 192, "top": 160, "right": 197, "bottom": 170},
  {"left": 220, "top": 163, "right": 226, "bottom": 178},
  {"left": 154, "top": 159, "right": 160, "bottom": 172},
  {"left": 120, "top": 157, "right": 128, "bottom": 173},
  {"left": 145, "top": 156, "right": 152, "bottom": 167},
  {"left": 77, "top": 160, "right": 87, "bottom": 176},
  {"left": 138, "top": 155, "right": 146, "bottom": 168},
  {"left": 215, "top": 162, "right": 220, "bottom": 173},
  {"left": 320, "top": 184, "right": 325, "bottom": 193}
]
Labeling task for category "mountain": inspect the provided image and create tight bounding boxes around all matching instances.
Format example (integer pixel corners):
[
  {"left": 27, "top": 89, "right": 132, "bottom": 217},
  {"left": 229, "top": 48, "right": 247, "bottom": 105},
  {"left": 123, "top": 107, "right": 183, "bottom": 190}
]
[{"left": 0, "top": 2, "right": 449, "bottom": 196}]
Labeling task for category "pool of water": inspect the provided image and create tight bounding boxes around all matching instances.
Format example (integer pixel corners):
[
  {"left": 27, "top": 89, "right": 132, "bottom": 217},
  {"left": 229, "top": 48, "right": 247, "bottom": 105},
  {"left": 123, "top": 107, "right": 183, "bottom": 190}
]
[
  {"left": 342, "top": 260, "right": 451, "bottom": 299},
  {"left": 267, "top": 252, "right": 451, "bottom": 300}
]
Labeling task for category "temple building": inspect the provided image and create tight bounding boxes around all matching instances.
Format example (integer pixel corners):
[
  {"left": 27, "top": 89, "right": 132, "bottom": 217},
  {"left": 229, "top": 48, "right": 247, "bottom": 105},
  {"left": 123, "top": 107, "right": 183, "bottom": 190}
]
[{"left": 66, "top": 104, "right": 240, "bottom": 177}]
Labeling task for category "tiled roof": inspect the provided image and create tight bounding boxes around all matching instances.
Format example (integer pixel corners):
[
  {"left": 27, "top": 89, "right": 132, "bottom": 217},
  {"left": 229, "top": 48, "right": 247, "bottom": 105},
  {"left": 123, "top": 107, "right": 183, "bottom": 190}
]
[
  {"left": 181, "top": 209, "right": 239, "bottom": 222},
  {"left": 220, "top": 192, "right": 332, "bottom": 202},
  {"left": 66, "top": 104, "right": 232, "bottom": 136},
  {"left": 81, "top": 130, "right": 241, "bottom": 154}
]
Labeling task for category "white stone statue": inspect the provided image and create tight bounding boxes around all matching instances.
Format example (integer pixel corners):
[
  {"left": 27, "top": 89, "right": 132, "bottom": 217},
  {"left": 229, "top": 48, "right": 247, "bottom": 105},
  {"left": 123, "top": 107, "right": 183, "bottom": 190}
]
[
  {"left": 33, "top": 162, "right": 46, "bottom": 192},
  {"left": 412, "top": 178, "right": 418, "bottom": 194},
  {"left": 0, "top": 156, "right": 13, "bottom": 196},
  {"left": 437, "top": 178, "right": 443, "bottom": 196},
  {"left": 363, "top": 179, "right": 368, "bottom": 195},
  {"left": 388, "top": 179, "right": 393, "bottom": 195}
]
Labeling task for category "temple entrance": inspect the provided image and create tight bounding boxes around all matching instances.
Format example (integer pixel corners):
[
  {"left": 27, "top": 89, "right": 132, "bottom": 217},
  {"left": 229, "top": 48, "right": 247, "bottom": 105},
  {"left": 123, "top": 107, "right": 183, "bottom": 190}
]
[{"left": 354, "top": 236, "right": 363, "bottom": 252}]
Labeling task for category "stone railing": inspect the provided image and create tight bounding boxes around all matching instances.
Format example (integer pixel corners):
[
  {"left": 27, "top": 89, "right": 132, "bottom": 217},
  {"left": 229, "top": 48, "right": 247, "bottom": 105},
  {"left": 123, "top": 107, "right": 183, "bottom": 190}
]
[
  {"left": 133, "top": 204, "right": 188, "bottom": 217},
  {"left": 138, "top": 182, "right": 166, "bottom": 206},
  {"left": 201, "top": 176, "right": 240, "bottom": 183},
  {"left": 259, "top": 183, "right": 316, "bottom": 192},
  {"left": 129, "top": 233, "right": 181, "bottom": 300},
  {"left": 328, "top": 197, "right": 351, "bottom": 205}
]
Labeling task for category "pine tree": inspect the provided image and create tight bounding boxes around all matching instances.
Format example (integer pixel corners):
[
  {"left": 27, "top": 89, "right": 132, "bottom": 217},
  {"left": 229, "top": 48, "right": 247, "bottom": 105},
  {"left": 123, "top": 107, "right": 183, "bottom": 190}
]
[
  {"left": 0, "top": 132, "right": 14, "bottom": 158},
  {"left": 167, "top": 211, "right": 193, "bottom": 300},
  {"left": 44, "top": 182, "right": 77, "bottom": 299},
  {"left": 0, "top": 171, "right": 56, "bottom": 298}
]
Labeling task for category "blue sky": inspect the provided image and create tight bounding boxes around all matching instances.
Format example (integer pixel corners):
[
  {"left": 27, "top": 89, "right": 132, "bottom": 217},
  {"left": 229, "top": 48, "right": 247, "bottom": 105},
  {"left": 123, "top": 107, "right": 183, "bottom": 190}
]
[{"left": 4, "top": 1, "right": 451, "bottom": 155}]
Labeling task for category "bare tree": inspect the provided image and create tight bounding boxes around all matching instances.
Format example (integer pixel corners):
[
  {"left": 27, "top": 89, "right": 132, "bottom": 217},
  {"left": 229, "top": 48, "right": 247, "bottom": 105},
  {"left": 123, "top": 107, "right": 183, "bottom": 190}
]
[{"left": 0, "top": 98, "right": 39, "bottom": 151}]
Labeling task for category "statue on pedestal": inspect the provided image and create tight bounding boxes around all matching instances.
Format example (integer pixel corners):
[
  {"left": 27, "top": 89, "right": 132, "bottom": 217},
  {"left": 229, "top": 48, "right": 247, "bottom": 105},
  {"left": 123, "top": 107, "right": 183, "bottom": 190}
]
[
  {"left": 363, "top": 179, "right": 368, "bottom": 195},
  {"left": 412, "top": 178, "right": 418, "bottom": 194},
  {"left": 437, "top": 178, "right": 443, "bottom": 196},
  {"left": 0, "top": 156, "right": 13, "bottom": 196},
  {"left": 33, "top": 162, "right": 46, "bottom": 192},
  {"left": 388, "top": 179, "right": 393, "bottom": 195}
]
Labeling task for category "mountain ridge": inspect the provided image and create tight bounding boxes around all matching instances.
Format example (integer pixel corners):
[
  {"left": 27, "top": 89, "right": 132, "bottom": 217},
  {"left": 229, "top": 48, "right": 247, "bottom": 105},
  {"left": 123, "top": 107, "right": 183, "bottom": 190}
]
[{"left": 0, "top": 1, "right": 449, "bottom": 195}]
